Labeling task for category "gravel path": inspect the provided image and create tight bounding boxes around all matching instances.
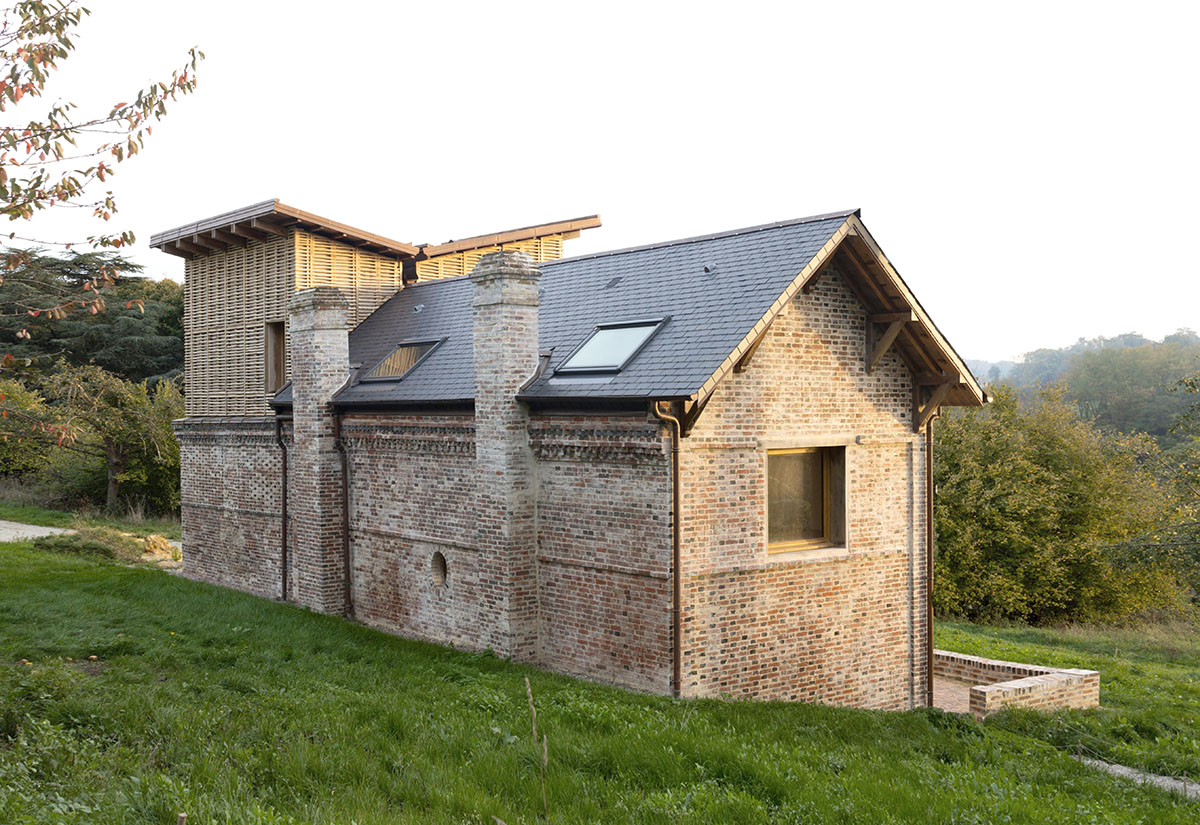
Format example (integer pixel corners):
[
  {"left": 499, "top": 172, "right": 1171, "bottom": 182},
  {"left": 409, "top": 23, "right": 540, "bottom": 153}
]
[{"left": 0, "top": 519, "right": 72, "bottom": 542}]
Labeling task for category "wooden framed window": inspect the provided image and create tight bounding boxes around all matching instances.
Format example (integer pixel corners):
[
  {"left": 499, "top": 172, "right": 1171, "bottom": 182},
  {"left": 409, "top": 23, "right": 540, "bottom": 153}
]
[
  {"left": 767, "top": 447, "right": 845, "bottom": 552},
  {"left": 265, "top": 321, "right": 286, "bottom": 393}
]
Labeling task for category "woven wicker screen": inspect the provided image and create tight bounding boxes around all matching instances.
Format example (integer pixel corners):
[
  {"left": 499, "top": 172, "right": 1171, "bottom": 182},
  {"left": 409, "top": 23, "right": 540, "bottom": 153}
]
[
  {"left": 415, "top": 234, "right": 566, "bottom": 281},
  {"left": 293, "top": 231, "right": 404, "bottom": 326},
  {"left": 183, "top": 235, "right": 294, "bottom": 417},
  {"left": 184, "top": 231, "right": 405, "bottom": 417}
]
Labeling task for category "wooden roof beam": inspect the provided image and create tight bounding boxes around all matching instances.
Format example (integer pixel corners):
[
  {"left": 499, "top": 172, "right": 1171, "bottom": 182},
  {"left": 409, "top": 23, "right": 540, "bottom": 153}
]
[
  {"left": 190, "top": 233, "right": 226, "bottom": 252},
  {"left": 173, "top": 238, "right": 208, "bottom": 256},
  {"left": 228, "top": 222, "right": 267, "bottom": 242},
  {"left": 252, "top": 217, "right": 287, "bottom": 236},
  {"left": 159, "top": 241, "right": 191, "bottom": 258},
  {"left": 211, "top": 228, "right": 246, "bottom": 248}
]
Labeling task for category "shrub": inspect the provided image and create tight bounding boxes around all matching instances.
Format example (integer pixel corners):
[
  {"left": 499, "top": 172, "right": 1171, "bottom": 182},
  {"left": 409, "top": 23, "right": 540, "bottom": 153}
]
[{"left": 933, "top": 384, "right": 1192, "bottom": 624}]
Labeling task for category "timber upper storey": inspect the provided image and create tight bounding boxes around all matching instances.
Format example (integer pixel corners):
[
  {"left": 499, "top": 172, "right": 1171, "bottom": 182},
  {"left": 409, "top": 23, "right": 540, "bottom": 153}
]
[{"left": 152, "top": 200, "right": 986, "bottom": 418}]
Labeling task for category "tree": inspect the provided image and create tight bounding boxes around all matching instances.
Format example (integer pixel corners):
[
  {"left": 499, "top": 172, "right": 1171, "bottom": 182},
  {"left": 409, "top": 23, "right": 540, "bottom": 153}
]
[
  {"left": 933, "top": 384, "right": 1190, "bottom": 624},
  {"left": 0, "top": 0, "right": 200, "bottom": 348},
  {"left": 0, "top": 249, "right": 182, "bottom": 381},
  {"left": 1065, "top": 334, "right": 1200, "bottom": 448},
  {"left": 3, "top": 363, "right": 182, "bottom": 510}
]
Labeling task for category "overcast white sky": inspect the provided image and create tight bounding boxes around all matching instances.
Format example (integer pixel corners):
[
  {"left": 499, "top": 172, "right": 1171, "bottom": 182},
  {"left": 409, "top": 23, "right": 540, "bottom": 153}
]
[{"left": 22, "top": 0, "right": 1200, "bottom": 362}]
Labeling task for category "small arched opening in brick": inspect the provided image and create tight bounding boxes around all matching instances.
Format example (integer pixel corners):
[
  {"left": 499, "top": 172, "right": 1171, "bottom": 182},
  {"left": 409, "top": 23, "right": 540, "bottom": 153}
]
[{"left": 431, "top": 551, "right": 448, "bottom": 587}]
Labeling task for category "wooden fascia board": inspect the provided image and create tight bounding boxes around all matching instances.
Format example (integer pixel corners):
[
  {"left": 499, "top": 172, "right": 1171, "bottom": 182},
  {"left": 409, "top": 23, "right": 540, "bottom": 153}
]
[
  {"left": 689, "top": 217, "right": 854, "bottom": 410},
  {"left": 273, "top": 201, "right": 420, "bottom": 256},
  {"left": 421, "top": 215, "right": 602, "bottom": 258},
  {"left": 844, "top": 214, "right": 987, "bottom": 406}
]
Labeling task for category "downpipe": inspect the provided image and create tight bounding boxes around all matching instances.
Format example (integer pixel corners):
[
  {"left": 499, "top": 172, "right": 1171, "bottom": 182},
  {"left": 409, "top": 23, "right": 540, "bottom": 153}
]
[
  {"left": 925, "top": 411, "right": 939, "bottom": 707},
  {"left": 274, "top": 415, "right": 290, "bottom": 602},
  {"left": 333, "top": 411, "right": 353, "bottom": 618},
  {"left": 652, "top": 400, "right": 683, "bottom": 698}
]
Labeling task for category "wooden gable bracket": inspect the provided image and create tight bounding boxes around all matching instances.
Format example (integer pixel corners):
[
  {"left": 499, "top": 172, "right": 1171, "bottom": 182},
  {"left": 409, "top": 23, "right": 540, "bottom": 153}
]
[
  {"left": 865, "top": 310, "right": 916, "bottom": 373},
  {"left": 680, "top": 395, "right": 711, "bottom": 437},
  {"left": 913, "top": 379, "right": 955, "bottom": 433},
  {"left": 159, "top": 241, "right": 191, "bottom": 258}
]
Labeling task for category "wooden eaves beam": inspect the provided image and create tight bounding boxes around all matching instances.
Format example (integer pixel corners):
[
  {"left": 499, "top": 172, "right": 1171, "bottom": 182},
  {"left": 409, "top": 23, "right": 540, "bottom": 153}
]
[
  {"left": 211, "top": 228, "right": 246, "bottom": 248},
  {"left": 190, "top": 232, "right": 226, "bottom": 252},
  {"left": 252, "top": 217, "right": 287, "bottom": 236},
  {"left": 173, "top": 237, "right": 208, "bottom": 256},
  {"left": 159, "top": 241, "right": 191, "bottom": 258},
  {"left": 228, "top": 222, "right": 268, "bottom": 242}
]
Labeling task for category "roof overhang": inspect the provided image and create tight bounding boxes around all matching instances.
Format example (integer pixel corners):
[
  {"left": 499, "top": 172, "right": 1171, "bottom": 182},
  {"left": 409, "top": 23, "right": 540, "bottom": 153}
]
[
  {"left": 693, "top": 213, "right": 987, "bottom": 416},
  {"left": 150, "top": 199, "right": 421, "bottom": 261},
  {"left": 420, "top": 215, "right": 602, "bottom": 259}
]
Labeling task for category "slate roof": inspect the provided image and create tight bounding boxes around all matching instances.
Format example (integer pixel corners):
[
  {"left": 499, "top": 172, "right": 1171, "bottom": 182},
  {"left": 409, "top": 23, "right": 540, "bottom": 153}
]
[{"left": 273, "top": 209, "right": 876, "bottom": 408}]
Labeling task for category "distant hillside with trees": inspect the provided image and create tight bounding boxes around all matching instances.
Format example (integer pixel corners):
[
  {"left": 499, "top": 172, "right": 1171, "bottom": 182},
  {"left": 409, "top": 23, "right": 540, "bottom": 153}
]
[
  {"left": 940, "top": 331, "right": 1200, "bottom": 624},
  {"left": 968, "top": 330, "right": 1200, "bottom": 449}
]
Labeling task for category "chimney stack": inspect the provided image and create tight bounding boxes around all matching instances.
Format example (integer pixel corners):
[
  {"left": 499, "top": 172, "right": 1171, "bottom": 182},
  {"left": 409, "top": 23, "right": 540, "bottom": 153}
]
[
  {"left": 471, "top": 250, "right": 540, "bottom": 660},
  {"left": 287, "top": 286, "right": 350, "bottom": 613}
]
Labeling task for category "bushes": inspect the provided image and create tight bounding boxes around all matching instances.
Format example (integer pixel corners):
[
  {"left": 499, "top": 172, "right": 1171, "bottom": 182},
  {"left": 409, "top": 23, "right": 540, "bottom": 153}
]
[{"left": 933, "top": 384, "right": 1193, "bottom": 624}]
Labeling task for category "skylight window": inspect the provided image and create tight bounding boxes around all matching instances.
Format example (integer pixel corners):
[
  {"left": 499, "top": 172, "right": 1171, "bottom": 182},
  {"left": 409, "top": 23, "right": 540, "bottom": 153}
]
[
  {"left": 556, "top": 319, "right": 667, "bottom": 374},
  {"left": 363, "top": 339, "right": 443, "bottom": 381}
]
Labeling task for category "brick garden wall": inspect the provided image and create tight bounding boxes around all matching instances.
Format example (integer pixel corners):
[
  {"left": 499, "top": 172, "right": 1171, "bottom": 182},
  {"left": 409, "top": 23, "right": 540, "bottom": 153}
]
[
  {"left": 679, "top": 263, "right": 929, "bottom": 709},
  {"left": 933, "top": 650, "right": 1100, "bottom": 718}
]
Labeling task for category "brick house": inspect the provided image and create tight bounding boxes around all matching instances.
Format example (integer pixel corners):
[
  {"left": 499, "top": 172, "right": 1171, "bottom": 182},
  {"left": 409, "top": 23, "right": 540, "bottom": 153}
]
[{"left": 153, "top": 202, "right": 986, "bottom": 709}]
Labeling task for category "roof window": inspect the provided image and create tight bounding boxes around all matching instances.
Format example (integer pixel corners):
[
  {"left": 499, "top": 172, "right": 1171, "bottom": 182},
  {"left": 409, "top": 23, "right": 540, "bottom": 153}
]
[
  {"left": 362, "top": 339, "right": 443, "bottom": 381},
  {"left": 556, "top": 318, "right": 667, "bottom": 374}
]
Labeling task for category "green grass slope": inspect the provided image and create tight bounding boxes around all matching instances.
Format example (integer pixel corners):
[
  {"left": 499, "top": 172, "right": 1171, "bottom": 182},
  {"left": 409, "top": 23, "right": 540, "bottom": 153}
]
[{"left": 1, "top": 542, "right": 1195, "bottom": 824}]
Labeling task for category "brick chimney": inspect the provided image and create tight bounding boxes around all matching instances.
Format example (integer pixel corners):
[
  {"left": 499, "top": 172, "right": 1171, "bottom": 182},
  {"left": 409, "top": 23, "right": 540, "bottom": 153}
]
[
  {"left": 287, "top": 286, "right": 350, "bottom": 613},
  {"left": 471, "top": 250, "right": 540, "bottom": 660}
]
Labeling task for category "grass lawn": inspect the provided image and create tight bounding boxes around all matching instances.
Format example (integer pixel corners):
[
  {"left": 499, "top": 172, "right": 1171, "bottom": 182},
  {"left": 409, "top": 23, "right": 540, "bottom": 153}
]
[
  {"left": 936, "top": 620, "right": 1200, "bottom": 784},
  {"left": 0, "top": 501, "right": 180, "bottom": 541},
  {"left": 1, "top": 545, "right": 1196, "bottom": 825}
]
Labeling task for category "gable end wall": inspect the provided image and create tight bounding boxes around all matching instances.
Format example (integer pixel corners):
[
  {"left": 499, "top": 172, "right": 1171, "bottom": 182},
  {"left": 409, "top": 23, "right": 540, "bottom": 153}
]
[{"left": 679, "top": 264, "right": 928, "bottom": 709}]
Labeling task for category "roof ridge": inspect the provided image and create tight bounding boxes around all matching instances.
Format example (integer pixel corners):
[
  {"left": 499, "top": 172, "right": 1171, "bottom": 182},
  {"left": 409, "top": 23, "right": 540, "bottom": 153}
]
[{"left": 542, "top": 209, "right": 860, "bottom": 267}]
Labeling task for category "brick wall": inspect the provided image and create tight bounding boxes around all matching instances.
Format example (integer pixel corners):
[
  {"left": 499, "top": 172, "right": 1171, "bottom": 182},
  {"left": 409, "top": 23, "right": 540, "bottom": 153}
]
[
  {"left": 531, "top": 415, "right": 673, "bottom": 692},
  {"left": 933, "top": 650, "right": 1100, "bottom": 719},
  {"left": 679, "top": 263, "right": 928, "bottom": 709},
  {"left": 174, "top": 417, "right": 291, "bottom": 599}
]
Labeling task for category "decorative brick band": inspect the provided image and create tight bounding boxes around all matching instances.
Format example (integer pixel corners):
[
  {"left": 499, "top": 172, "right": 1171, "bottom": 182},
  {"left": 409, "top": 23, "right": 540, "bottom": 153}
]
[
  {"left": 529, "top": 427, "right": 666, "bottom": 466},
  {"left": 934, "top": 649, "right": 1100, "bottom": 719}
]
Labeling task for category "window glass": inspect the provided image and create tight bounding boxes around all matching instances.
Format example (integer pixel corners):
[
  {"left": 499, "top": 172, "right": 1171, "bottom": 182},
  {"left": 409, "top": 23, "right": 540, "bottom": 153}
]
[
  {"left": 768, "top": 450, "right": 826, "bottom": 545},
  {"left": 558, "top": 322, "right": 662, "bottom": 372},
  {"left": 365, "top": 341, "right": 439, "bottom": 380}
]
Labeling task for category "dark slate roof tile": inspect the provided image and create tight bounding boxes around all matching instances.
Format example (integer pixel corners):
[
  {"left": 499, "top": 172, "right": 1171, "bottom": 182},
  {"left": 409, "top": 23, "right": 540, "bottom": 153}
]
[{"left": 273, "top": 211, "right": 854, "bottom": 407}]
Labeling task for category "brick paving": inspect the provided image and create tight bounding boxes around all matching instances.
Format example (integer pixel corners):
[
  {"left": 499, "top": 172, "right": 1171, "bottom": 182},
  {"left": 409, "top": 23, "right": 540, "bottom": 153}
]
[{"left": 933, "top": 676, "right": 973, "bottom": 714}]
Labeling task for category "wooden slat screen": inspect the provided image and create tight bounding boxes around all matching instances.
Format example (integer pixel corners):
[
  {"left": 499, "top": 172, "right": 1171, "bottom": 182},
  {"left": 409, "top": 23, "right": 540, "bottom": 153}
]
[{"left": 414, "top": 234, "right": 566, "bottom": 281}]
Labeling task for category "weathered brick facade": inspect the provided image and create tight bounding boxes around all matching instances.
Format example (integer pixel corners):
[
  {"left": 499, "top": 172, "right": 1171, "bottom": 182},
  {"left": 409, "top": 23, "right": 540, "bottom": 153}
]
[
  {"left": 677, "top": 263, "right": 929, "bottom": 709},
  {"left": 175, "top": 248, "right": 946, "bottom": 711}
]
